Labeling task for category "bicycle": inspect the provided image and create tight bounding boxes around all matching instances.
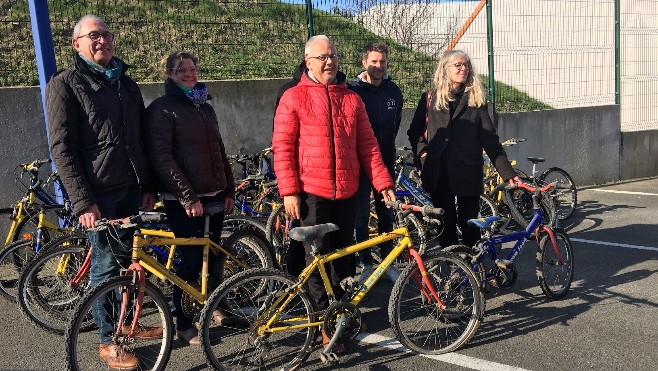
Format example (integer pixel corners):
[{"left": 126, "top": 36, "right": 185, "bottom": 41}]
[
  {"left": 198, "top": 202, "right": 485, "bottom": 370},
  {"left": 0, "top": 193, "right": 78, "bottom": 301},
  {"left": 64, "top": 204, "right": 275, "bottom": 370},
  {"left": 445, "top": 178, "right": 574, "bottom": 300}
]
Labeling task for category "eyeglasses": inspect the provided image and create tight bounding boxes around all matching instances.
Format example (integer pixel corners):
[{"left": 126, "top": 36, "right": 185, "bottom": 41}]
[
  {"left": 449, "top": 62, "right": 471, "bottom": 70},
  {"left": 172, "top": 67, "right": 198, "bottom": 75},
  {"left": 77, "top": 31, "right": 114, "bottom": 42},
  {"left": 308, "top": 54, "right": 338, "bottom": 63}
]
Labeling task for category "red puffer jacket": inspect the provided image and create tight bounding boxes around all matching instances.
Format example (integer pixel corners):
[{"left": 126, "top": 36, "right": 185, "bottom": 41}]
[{"left": 273, "top": 73, "right": 394, "bottom": 200}]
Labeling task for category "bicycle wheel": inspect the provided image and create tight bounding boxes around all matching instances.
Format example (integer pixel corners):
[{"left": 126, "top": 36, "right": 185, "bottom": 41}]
[
  {"left": 200, "top": 268, "right": 317, "bottom": 371},
  {"left": 18, "top": 233, "right": 91, "bottom": 334},
  {"left": 65, "top": 275, "right": 174, "bottom": 371},
  {"left": 0, "top": 239, "right": 34, "bottom": 301},
  {"left": 220, "top": 229, "right": 274, "bottom": 284},
  {"left": 265, "top": 203, "right": 296, "bottom": 272},
  {"left": 538, "top": 167, "right": 577, "bottom": 220},
  {"left": 388, "top": 251, "right": 484, "bottom": 354},
  {"left": 536, "top": 228, "right": 574, "bottom": 300}
]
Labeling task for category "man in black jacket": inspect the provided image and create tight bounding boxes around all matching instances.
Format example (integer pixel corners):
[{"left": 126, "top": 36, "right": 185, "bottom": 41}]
[
  {"left": 348, "top": 42, "right": 404, "bottom": 284},
  {"left": 45, "top": 15, "right": 158, "bottom": 370}
]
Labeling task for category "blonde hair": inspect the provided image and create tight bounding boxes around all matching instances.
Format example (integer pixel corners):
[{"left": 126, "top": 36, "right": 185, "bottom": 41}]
[{"left": 431, "top": 50, "right": 485, "bottom": 110}]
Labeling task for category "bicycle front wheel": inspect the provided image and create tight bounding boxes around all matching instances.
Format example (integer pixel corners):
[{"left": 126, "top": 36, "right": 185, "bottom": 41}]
[
  {"left": 200, "top": 268, "right": 317, "bottom": 371},
  {"left": 0, "top": 239, "right": 34, "bottom": 301},
  {"left": 65, "top": 276, "right": 174, "bottom": 371},
  {"left": 536, "top": 228, "right": 574, "bottom": 300},
  {"left": 538, "top": 167, "right": 577, "bottom": 220},
  {"left": 18, "top": 233, "right": 91, "bottom": 334},
  {"left": 388, "top": 251, "right": 484, "bottom": 354}
]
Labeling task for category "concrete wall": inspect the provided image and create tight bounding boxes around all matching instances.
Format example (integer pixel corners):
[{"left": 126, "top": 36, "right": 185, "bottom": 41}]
[{"left": 0, "top": 81, "right": 653, "bottom": 217}]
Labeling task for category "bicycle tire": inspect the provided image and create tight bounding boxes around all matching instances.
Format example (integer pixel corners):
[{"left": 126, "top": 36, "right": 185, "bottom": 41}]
[
  {"left": 538, "top": 167, "right": 577, "bottom": 220},
  {"left": 536, "top": 228, "right": 574, "bottom": 300},
  {"left": 65, "top": 275, "right": 174, "bottom": 371},
  {"left": 502, "top": 187, "right": 557, "bottom": 230},
  {"left": 18, "top": 233, "right": 91, "bottom": 334},
  {"left": 0, "top": 239, "right": 34, "bottom": 301},
  {"left": 264, "top": 203, "right": 298, "bottom": 272},
  {"left": 200, "top": 267, "right": 317, "bottom": 371},
  {"left": 388, "top": 251, "right": 484, "bottom": 354},
  {"left": 220, "top": 229, "right": 274, "bottom": 283}
]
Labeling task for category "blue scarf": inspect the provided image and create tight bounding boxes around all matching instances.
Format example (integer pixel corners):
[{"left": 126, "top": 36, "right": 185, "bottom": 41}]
[
  {"left": 177, "top": 82, "right": 209, "bottom": 105},
  {"left": 78, "top": 52, "right": 123, "bottom": 83}
]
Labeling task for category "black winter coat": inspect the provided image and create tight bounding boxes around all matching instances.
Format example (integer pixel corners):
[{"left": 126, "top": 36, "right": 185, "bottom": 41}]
[
  {"left": 348, "top": 74, "right": 403, "bottom": 170},
  {"left": 407, "top": 90, "right": 515, "bottom": 196},
  {"left": 144, "top": 79, "right": 235, "bottom": 208},
  {"left": 46, "top": 54, "right": 153, "bottom": 215}
]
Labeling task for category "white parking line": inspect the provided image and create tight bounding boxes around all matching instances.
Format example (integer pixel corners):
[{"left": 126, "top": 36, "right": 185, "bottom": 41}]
[
  {"left": 356, "top": 332, "right": 530, "bottom": 371},
  {"left": 571, "top": 238, "right": 658, "bottom": 252},
  {"left": 588, "top": 189, "right": 658, "bottom": 196}
]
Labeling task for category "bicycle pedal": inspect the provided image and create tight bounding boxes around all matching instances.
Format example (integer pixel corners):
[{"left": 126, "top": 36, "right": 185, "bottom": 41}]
[
  {"left": 495, "top": 259, "right": 512, "bottom": 269},
  {"left": 319, "top": 352, "right": 339, "bottom": 365}
]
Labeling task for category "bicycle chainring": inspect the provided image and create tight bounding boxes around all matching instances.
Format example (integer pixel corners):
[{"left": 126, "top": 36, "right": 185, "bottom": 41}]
[
  {"left": 181, "top": 281, "right": 203, "bottom": 319},
  {"left": 322, "top": 302, "right": 362, "bottom": 341},
  {"left": 490, "top": 262, "right": 517, "bottom": 289}
]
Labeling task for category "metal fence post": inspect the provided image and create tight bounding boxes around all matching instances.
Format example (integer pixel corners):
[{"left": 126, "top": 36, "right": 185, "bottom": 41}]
[
  {"left": 306, "top": 0, "right": 314, "bottom": 39},
  {"left": 485, "top": 0, "right": 496, "bottom": 120},
  {"left": 614, "top": 0, "right": 620, "bottom": 105}
]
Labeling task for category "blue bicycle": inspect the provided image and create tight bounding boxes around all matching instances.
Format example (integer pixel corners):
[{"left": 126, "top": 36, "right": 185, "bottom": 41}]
[{"left": 445, "top": 178, "right": 574, "bottom": 300}]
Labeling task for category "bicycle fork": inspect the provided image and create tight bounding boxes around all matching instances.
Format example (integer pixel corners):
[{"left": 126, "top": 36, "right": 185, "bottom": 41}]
[
  {"left": 536, "top": 226, "right": 565, "bottom": 264},
  {"left": 114, "top": 263, "right": 147, "bottom": 340},
  {"left": 406, "top": 249, "right": 446, "bottom": 310}
]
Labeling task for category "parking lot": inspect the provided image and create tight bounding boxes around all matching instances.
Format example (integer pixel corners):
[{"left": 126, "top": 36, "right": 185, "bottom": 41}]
[{"left": 0, "top": 177, "right": 656, "bottom": 370}]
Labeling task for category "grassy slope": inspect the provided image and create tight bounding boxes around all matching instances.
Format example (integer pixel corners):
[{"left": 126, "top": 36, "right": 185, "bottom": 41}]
[{"left": 0, "top": 0, "right": 549, "bottom": 111}]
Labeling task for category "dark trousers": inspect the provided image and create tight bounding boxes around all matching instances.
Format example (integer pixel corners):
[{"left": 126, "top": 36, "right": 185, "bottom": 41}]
[
  {"left": 430, "top": 169, "right": 480, "bottom": 248},
  {"left": 164, "top": 193, "right": 225, "bottom": 331},
  {"left": 300, "top": 192, "right": 357, "bottom": 310},
  {"left": 354, "top": 170, "right": 394, "bottom": 265},
  {"left": 88, "top": 186, "right": 140, "bottom": 344}
]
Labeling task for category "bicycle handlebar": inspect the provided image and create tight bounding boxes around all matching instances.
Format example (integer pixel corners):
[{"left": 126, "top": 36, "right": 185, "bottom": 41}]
[
  {"left": 385, "top": 201, "right": 443, "bottom": 218},
  {"left": 501, "top": 138, "right": 527, "bottom": 147},
  {"left": 92, "top": 212, "right": 168, "bottom": 231},
  {"left": 492, "top": 178, "right": 554, "bottom": 194}
]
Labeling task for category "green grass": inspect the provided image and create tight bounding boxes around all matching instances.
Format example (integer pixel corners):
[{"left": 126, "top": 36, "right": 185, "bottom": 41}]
[{"left": 0, "top": 0, "right": 549, "bottom": 111}]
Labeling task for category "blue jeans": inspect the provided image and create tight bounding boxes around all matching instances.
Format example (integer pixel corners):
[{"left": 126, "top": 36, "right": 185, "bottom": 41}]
[
  {"left": 354, "top": 170, "right": 394, "bottom": 266},
  {"left": 164, "top": 193, "right": 225, "bottom": 331},
  {"left": 88, "top": 187, "right": 140, "bottom": 344}
]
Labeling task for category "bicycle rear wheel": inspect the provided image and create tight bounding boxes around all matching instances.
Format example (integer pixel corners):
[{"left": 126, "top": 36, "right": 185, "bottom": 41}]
[
  {"left": 200, "top": 268, "right": 317, "bottom": 371},
  {"left": 388, "top": 251, "right": 484, "bottom": 354},
  {"left": 538, "top": 167, "right": 577, "bottom": 220},
  {"left": 536, "top": 228, "right": 574, "bottom": 300},
  {"left": 65, "top": 275, "right": 173, "bottom": 371},
  {"left": 0, "top": 239, "right": 34, "bottom": 301},
  {"left": 18, "top": 233, "right": 91, "bottom": 334}
]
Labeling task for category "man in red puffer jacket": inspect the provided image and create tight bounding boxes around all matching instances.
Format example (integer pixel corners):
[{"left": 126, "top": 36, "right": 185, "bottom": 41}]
[{"left": 273, "top": 35, "right": 395, "bottom": 320}]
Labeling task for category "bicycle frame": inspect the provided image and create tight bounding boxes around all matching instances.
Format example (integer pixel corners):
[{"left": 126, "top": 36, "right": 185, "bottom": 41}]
[{"left": 257, "top": 224, "right": 446, "bottom": 336}]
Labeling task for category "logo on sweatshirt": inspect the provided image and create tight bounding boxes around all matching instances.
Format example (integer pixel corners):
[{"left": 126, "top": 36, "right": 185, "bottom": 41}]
[{"left": 387, "top": 98, "right": 397, "bottom": 110}]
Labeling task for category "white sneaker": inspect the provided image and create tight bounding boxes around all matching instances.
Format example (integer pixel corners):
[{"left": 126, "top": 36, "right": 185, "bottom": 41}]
[
  {"left": 358, "top": 265, "right": 374, "bottom": 285},
  {"left": 384, "top": 265, "right": 401, "bottom": 283}
]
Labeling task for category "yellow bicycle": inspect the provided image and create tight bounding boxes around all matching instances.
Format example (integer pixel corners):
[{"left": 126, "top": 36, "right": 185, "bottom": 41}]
[{"left": 198, "top": 202, "right": 484, "bottom": 370}]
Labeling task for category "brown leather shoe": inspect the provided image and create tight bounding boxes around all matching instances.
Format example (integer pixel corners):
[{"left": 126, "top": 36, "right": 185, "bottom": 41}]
[
  {"left": 321, "top": 329, "right": 346, "bottom": 354},
  {"left": 121, "top": 323, "right": 164, "bottom": 339},
  {"left": 177, "top": 327, "right": 200, "bottom": 346},
  {"left": 99, "top": 344, "right": 139, "bottom": 370}
]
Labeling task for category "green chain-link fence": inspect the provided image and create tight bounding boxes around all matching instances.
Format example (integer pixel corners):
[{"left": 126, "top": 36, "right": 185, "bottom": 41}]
[{"left": 1, "top": 0, "right": 657, "bottom": 129}]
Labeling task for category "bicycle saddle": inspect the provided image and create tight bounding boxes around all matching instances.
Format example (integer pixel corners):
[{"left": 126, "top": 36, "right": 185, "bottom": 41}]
[
  {"left": 467, "top": 215, "right": 501, "bottom": 229},
  {"left": 289, "top": 223, "right": 339, "bottom": 243},
  {"left": 526, "top": 157, "right": 545, "bottom": 164}
]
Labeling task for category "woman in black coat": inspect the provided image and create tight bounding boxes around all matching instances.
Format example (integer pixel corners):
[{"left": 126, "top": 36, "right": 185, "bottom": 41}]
[{"left": 407, "top": 49, "right": 516, "bottom": 248}]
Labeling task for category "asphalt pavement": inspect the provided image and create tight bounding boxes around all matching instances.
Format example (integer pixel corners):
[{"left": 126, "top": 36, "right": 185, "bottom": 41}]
[{"left": 0, "top": 177, "right": 656, "bottom": 371}]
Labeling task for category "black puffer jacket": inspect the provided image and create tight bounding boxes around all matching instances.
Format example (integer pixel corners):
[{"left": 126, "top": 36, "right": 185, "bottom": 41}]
[
  {"left": 348, "top": 73, "right": 403, "bottom": 169},
  {"left": 145, "top": 79, "right": 235, "bottom": 208},
  {"left": 46, "top": 54, "right": 153, "bottom": 215}
]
